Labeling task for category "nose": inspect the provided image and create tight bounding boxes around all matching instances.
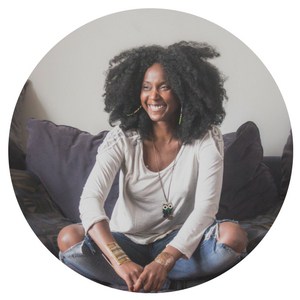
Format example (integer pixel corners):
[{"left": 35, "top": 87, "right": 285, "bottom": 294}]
[{"left": 149, "top": 88, "right": 160, "bottom": 100}]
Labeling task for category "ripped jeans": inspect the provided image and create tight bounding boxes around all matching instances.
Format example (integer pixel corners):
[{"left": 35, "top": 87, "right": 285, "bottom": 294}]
[{"left": 59, "top": 220, "right": 246, "bottom": 289}]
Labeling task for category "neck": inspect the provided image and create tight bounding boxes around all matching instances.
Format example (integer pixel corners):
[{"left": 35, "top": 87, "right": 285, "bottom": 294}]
[{"left": 152, "top": 122, "right": 177, "bottom": 144}]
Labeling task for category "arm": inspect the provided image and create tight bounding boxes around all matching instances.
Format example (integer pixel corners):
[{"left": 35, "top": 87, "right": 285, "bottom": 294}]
[
  {"left": 134, "top": 129, "right": 224, "bottom": 292},
  {"left": 79, "top": 128, "right": 143, "bottom": 291},
  {"left": 133, "top": 244, "right": 182, "bottom": 292},
  {"left": 168, "top": 129, "right": 224, "bottom": 258},
  {"left": 88, "top": 220, "right": 143, "bottom": 291}
]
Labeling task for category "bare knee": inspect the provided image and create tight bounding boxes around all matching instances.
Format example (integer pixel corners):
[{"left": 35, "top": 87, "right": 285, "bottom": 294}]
[
  {"left": 218, "top": 222, "right": 248, "bottom": 254},
  {"left": 57, "top": 224, "right": 85, "bottom": 252}
]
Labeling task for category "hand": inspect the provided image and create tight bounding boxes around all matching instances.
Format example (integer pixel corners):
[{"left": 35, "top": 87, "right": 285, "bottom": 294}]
[
  {"left": 133, "top": 261, "right": 169, "bottom": 292},
  {"left": 113, "top": 261, "right": 144, "bottom": 292}
]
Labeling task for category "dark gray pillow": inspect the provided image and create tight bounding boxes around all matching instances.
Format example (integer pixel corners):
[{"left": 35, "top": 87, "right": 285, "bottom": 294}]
[
  {"left": 26, "top": 119, "right": 119, "bottom": 222},
  {"left": 280, "top": 131, "right": 293, "bottom": 201},
  {"left": 9, "top": 138, "right": 26, "bottom": 170},
  {"left": 217, "top": 121, "right": 279, "bottom": 220},
  {"left": 10, "top": 80, "right": 30, "bottom": 153}
]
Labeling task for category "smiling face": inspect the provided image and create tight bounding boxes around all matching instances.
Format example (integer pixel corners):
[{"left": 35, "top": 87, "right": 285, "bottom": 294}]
[{"left": 140, "top": 63, "right": 180, "bottom": 125}]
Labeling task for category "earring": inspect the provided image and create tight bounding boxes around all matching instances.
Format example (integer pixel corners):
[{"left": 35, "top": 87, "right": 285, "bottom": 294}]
[
  {"left": 126, "top": 105, "right": 142, "bottom": 117},
  {"left": 178, "top": 106, "right": 183, "bottom": 125}
]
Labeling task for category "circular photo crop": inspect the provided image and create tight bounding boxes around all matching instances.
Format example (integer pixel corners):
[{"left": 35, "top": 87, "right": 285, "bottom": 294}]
[{"left": 9, "top": 8, "right": 292, "bottom": 293}]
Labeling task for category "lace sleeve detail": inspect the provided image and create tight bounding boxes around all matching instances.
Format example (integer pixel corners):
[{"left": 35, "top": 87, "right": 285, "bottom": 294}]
[{"left": 211, "top": 126, "right": 224, "bottom": 158}]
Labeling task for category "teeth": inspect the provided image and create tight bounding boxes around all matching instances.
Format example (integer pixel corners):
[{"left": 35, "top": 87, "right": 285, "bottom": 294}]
[{"left": 148, "top": 104, "right": 165, "bottom": 111}]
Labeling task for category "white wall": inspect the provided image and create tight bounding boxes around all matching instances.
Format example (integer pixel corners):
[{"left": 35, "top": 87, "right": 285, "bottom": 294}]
[{"left": 24, "top": 9, "right": 291, "bottom": 155}]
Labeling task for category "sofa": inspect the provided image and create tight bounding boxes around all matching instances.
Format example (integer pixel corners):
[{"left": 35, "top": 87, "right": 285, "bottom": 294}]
[{"left": 9, "top": 87, "right": 292, "bottom": 290}]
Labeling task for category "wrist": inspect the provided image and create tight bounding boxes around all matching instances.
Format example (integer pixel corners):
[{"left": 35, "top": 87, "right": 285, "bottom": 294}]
[
  {"left": 106, "top": 242, "right": 131, "bottom": 266},
  {"left": 154, "top": 251, "right": 175, "bottom": 272}
]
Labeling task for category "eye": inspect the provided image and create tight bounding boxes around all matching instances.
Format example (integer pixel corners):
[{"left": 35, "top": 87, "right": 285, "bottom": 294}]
[
  {"left": 160, "top": 84, "right": 170, "bottom": 91},
  {"left": 142, "top": 84, "right": 151, "bottom": 91}
]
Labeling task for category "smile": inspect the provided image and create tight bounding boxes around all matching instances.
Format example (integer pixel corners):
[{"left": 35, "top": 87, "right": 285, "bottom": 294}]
[{"left": 147, "top": 104, "right": 166, "bottom": 112}]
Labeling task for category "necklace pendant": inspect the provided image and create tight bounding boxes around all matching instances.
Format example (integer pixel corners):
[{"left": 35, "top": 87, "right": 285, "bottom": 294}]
[{"left": 162, "top": 203, "right": 173, "bottom": 219}]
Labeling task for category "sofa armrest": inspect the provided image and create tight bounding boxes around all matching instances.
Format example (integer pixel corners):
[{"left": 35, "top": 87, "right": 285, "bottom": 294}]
[
  {"left": 11, "top": 169, "right": 64, "bottom": 216},
  {"left": 239, "top": 202, "right": 282, "bottom": 253},
  {"left": 263, "top": 156, "right": 282, "bottom": 193},
  {"left": 10, "top": 169, "right": 73, "bottom": 256}
]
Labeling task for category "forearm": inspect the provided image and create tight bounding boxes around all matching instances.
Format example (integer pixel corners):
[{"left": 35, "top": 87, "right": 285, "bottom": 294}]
[
  {"left": 88, "top": 220, "right": 143, "bottom": 292},
  {"left": 133, "top": 245, "right": 183, "bottom": 292},
  {"left": 153, "top": 245, "right": 183, "bottom": 274},
  {"left": 163, "top": 245, "right": 184, "bottom": 261},
  {"left": 88, "top": 220, "right": 129, "bottom": 267}
]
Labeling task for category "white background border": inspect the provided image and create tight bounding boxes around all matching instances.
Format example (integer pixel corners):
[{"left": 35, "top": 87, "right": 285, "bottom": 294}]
[{"left": 1, "top": 1, "right": 299, "bottom": 299}]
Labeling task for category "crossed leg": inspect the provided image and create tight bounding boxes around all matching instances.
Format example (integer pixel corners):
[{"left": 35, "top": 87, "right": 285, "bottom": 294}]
[
  {"left": 57, "top": 224, "right": 85, "bottom": 252},
  {"left": 217, "top": 222, "right": 248, "bottom": 253}
]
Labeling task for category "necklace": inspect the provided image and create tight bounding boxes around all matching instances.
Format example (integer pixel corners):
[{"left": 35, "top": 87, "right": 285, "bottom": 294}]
[{"left": 152, "top": 139, "right": 180, "bottom": 220}]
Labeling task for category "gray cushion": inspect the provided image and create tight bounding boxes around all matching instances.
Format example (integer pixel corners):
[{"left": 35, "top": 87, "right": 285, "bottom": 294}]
[
  {"left": 26, "top": 119, "right": 279, "bottom": 223},
  {"left": 280, "top": 131, "right": 293, "bottom": 201},
  {"left": 217, "top": 121, "right": 280, "bottom": 220},
  {"left": 26, "top": 119, "right": 119, "bottom": 222}
]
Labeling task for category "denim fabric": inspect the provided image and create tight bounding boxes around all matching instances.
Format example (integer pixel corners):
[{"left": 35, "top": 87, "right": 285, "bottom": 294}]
[{"left": 59, "top": 220, "right": 245, "bottom": 290}]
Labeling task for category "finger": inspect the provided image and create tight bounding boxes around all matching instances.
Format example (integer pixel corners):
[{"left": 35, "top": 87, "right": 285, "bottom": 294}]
[
  {"left": 146, "top": 280, "right": 159, "bottom": 292},
  {"left": 125, "top": 279, "right": 134, "bottom": 292},
  {"left": 130, "top": 272, "right": 140, "bottom": 291},
  {"left": 150, "top": 277, "right": 163, "bottom": 293},
  {"left": 131, "top": 273, "right": 139, "bottom": 284},
  {"left": 123, "top": 274, "right": 134, "bottom": 292},
  {"left": 155, "top": 279, "right": 166, "bottom": 292},
  {"left": 133, "top": 277, "right": 144, "bottom": 292},
  {"left": 149, "top": 278, "right": 159, "bottom": 293},
  {"left": 142, "top": 274, "right": 156, "bottom": 292}
]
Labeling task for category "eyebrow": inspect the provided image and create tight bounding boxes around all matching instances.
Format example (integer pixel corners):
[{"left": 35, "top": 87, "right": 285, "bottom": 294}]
[{"left": 142, "top": 80, "right": 168, "bottom": 84}]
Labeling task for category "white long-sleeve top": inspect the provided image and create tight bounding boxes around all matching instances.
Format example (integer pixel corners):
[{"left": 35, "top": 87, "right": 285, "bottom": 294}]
[{"left": 79, "top": 125, "right": 224, "bottom": 258}]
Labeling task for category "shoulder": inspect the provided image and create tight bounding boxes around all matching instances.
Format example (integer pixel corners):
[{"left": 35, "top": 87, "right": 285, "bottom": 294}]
[
  {"left": 193, "top": 126, "right": 224, "bottom": 159},
  {"left": 100, "top": 125, "right": 140, "bottom": 151},
  {"left": 210, "top": 126, "right": 224, "bottom": 156}
]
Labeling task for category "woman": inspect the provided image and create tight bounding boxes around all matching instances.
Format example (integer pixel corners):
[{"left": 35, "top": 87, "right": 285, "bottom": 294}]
[{"left": 58, "top": 41, "right": 248, "bottom": 292}]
